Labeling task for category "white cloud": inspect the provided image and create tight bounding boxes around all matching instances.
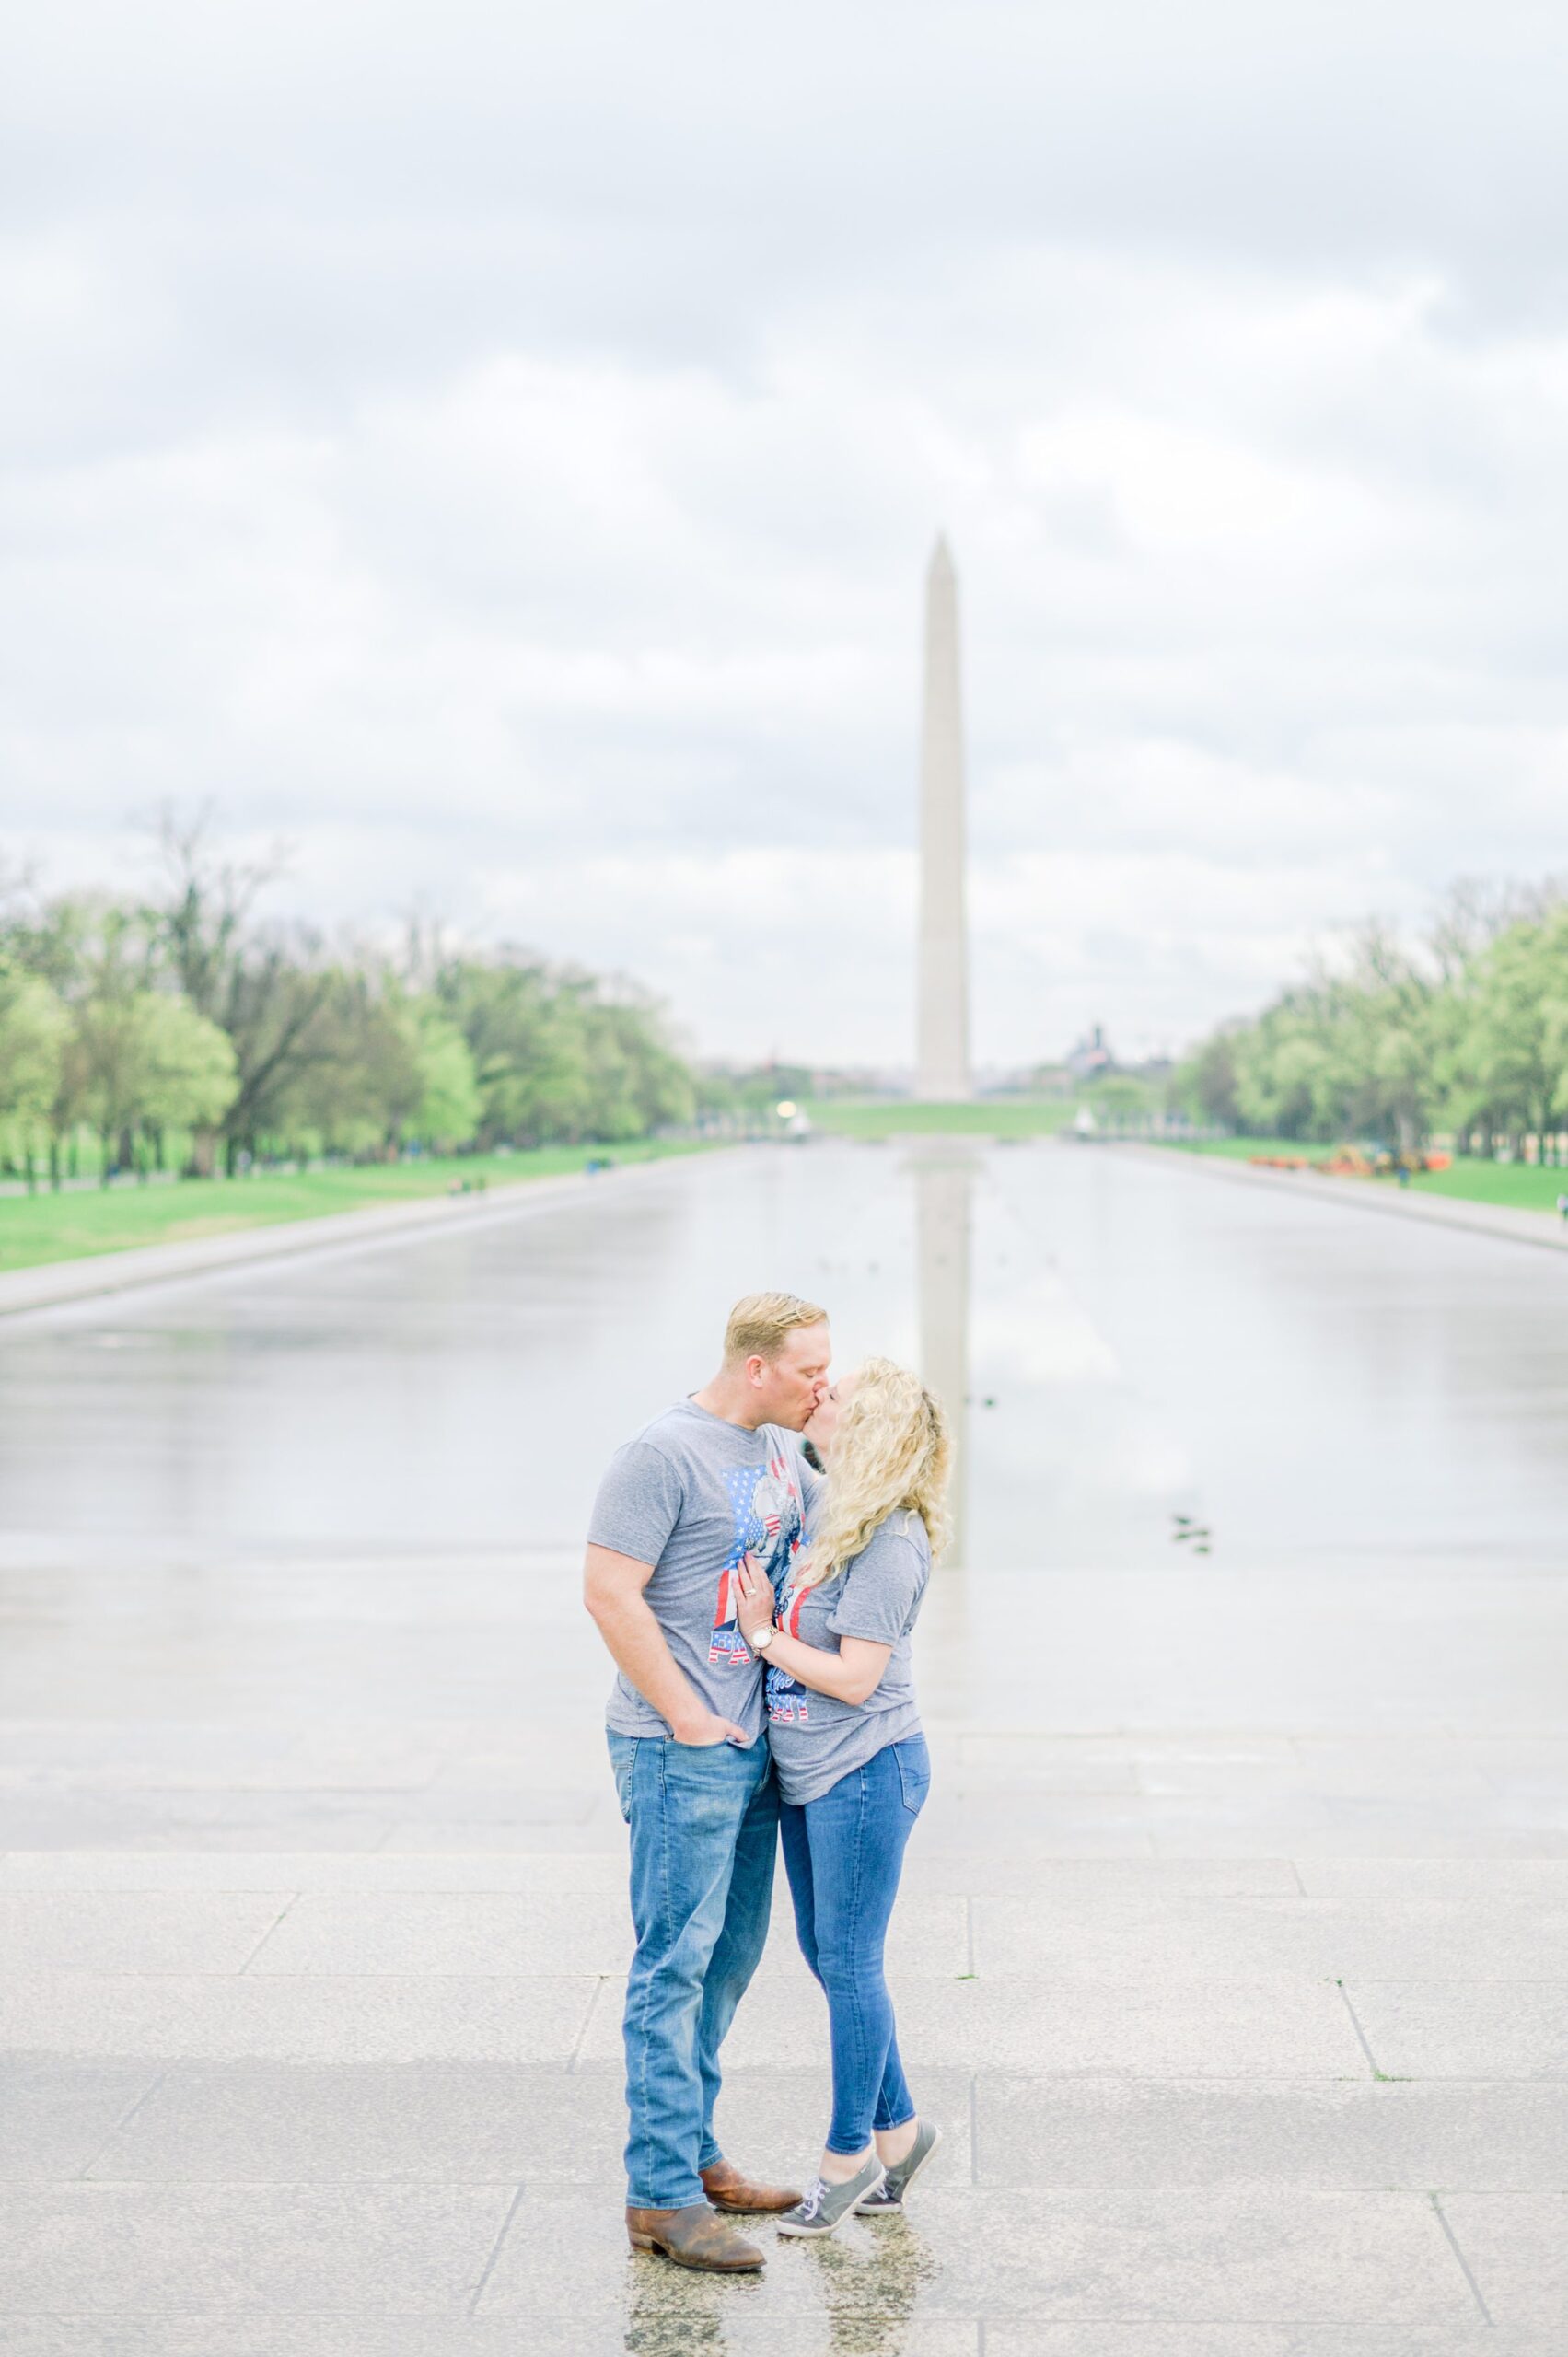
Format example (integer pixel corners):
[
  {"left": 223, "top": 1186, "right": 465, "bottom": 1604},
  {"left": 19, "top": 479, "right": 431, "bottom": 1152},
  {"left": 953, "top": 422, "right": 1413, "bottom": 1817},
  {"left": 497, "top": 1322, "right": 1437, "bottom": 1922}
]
[{"left": 5, "top": 1, "right": 1568, "bottom": 1065}]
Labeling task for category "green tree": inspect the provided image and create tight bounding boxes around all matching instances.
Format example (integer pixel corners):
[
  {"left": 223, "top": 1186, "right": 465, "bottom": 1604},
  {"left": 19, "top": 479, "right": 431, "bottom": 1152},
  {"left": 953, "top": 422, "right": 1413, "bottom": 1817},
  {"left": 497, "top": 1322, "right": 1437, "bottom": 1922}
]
[
  {"left": 410, "top": 1004, "right": 482, "bottom": 1148},
  {"left": 3, "top": 822, "right": 697, "bottom": 1180},
  {"left": 134, "top": 995, "right": 240, "bottom": 1167},
  {"left": 0, "top": 966, "right": 70, "bottom": 1190},
  {"left": 431, "top": 956, "right": 694, "bottom": 1148},
  {"left": 77, "top": 986, "right": 238, "bottom": 1183},
  {"left": 145, "top": 812, "right": 335, "bottom": 1171},
  {"left": 1232, "top": 996, "right": 1333, "bottom": 1138},
  {"left": 1450, "top": 909, "right": 1568, "bottom": 1155},
  {"left": 1170, "top": 1028, "right": 1241, "bottom": 1128},
  {"left": 1317, "top": 927, "right": 1440, "bottom": 1150},
  {"left": 439, "top": 960, "right": 589, "bottom": 1144},
  {"left": 70, "top": 906, "right": 159, "bottom": 1181},
  {"left": 272, "top": 971, "right": 423, "bottom": 1159}
]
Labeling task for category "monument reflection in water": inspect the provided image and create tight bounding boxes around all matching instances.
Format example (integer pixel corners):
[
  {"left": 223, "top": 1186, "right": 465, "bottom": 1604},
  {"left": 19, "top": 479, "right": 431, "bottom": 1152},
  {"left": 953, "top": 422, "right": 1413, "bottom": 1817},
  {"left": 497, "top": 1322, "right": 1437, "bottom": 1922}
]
[{"left": 912, "top": 1143, "right": 976, "bottom": 1568}]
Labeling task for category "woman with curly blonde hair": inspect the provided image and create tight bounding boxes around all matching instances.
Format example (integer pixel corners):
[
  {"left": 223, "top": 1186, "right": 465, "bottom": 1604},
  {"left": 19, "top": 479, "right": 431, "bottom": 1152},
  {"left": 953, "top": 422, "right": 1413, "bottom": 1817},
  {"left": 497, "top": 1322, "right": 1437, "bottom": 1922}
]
[{"left": 733, "top": 1356, "right": 949, "bottom": 2238}]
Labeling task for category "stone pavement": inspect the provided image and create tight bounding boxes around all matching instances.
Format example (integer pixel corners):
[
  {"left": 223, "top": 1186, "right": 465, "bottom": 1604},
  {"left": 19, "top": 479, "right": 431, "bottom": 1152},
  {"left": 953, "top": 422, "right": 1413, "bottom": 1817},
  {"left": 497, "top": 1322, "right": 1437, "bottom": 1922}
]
[
  {"left": 1, "top": 1538, "right": 1565, "bottom": 2355},
  {"left": 1131, "top": 1141, "right": 1568, "bottom": 1257}
]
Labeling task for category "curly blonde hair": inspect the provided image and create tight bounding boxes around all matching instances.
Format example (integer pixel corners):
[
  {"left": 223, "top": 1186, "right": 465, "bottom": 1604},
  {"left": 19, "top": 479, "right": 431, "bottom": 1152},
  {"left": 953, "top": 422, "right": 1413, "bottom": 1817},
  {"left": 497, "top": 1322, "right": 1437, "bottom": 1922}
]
[{"left": 796, "top": 1356, "right": 952, "bottom": 1589}]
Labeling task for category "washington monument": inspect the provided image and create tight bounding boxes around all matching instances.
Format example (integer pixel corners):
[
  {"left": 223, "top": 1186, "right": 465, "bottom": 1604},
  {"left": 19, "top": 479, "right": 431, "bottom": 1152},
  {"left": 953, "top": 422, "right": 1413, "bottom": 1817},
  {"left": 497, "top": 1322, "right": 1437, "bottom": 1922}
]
[{"left": 917, "top": 536, "right": 971, "bottom": 1100}]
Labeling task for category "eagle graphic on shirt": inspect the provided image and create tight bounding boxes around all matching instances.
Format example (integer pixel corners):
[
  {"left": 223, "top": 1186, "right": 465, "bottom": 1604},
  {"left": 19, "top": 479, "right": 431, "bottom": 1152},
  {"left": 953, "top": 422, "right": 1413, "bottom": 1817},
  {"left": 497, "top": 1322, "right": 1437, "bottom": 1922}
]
[{"left": 707, "top": 1450, "right": 804, "bottom": 1668}]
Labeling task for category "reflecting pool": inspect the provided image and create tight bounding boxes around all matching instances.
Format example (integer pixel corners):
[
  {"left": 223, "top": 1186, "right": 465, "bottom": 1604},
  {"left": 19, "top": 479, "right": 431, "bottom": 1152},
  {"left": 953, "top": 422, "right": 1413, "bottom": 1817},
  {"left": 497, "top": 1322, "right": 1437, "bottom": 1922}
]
[{"left": 2, "top": 1139, "right": 1566, "bottom": 1570}]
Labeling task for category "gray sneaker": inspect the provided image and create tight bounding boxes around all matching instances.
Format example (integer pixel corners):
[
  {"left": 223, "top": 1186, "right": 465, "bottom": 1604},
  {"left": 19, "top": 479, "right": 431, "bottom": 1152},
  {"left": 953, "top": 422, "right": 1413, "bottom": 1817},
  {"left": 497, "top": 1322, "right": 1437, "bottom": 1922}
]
[
  {"left": 855, "top": 2120, "right": 941, "bottom": 2212},
  {"left": 775, "top": 2153, "right": 886, "bottom": 2238}
]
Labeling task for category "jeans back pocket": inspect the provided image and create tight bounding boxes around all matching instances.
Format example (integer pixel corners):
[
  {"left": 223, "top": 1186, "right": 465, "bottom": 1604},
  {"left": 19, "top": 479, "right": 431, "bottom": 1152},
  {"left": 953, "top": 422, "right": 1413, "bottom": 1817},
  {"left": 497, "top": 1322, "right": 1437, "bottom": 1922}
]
[{"left": 894, "top": 1736, "right": 931, "bottom": 1817}]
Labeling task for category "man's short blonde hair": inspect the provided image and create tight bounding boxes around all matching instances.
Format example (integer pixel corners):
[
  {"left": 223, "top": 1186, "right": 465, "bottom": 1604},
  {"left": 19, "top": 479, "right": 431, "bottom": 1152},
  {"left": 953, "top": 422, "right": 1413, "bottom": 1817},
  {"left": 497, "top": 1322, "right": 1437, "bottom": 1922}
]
[{"left": 724, "top": 1290, "right": 828, "bottom": 1364}]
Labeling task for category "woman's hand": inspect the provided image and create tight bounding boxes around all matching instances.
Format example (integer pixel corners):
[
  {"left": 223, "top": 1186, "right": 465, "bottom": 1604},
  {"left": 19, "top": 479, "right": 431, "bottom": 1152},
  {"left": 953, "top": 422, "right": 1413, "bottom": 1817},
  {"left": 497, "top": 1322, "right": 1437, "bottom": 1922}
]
[{"left": 733, "top": 1554, "right": 773, "bottom": 1643}]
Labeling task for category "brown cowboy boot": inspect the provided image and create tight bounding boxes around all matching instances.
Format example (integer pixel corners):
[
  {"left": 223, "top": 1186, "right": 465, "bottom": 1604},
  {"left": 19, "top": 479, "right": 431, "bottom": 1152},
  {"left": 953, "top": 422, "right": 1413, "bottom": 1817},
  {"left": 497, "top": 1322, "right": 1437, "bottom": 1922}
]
[
  {"left": 625, "top": 2202, "right": 765, "bottom": 2271},
  {"left": 701, "top": 2157, "right": 804, "bottom": 2214}
]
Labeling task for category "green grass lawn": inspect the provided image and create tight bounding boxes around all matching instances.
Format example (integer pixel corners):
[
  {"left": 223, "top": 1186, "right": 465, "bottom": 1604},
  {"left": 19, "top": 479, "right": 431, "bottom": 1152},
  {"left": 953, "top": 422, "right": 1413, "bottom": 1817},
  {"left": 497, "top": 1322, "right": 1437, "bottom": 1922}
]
[
  {"left": 0, "top": 1139, "right": 714, "bottom": 1274},
  {"left": 1406, "top": 1160, "right": 1568, "bottom": 1214},
  {"left": 1162, "top": 1136, "right": 1568, "bottom": 1217},
  {"left": 806, "top": 1098, "right": 1074, "bottom": 1140},
  {"left": 1161, "top": 1134, "right": 1304, "bottom": 1162}
]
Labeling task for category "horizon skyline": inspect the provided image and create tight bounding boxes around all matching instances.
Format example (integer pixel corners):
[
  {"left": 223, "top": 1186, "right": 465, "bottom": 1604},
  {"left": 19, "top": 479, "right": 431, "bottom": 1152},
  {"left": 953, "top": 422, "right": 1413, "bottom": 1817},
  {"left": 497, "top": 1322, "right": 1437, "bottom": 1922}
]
[{"left": 6, "top": 811, "right": 1558, "bottom": 1077}]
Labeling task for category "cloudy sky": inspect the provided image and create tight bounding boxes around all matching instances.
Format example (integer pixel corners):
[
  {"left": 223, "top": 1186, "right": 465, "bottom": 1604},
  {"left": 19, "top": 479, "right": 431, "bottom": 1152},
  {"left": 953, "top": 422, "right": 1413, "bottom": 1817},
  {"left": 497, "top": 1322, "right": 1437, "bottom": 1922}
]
[{"left": 6, "top": 0, "right": 1568, "bottom": 1069}]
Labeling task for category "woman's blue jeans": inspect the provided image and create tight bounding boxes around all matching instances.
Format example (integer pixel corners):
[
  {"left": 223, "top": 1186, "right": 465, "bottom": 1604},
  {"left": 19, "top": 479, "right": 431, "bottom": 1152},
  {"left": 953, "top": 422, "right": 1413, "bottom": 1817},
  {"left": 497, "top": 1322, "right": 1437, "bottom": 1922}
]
[
  {"left": 608, "top": 1732, "right": 778, "bottom": 2212},
  {"left": 779, "top": 1734, "right": 931, "bottom": 2156}
]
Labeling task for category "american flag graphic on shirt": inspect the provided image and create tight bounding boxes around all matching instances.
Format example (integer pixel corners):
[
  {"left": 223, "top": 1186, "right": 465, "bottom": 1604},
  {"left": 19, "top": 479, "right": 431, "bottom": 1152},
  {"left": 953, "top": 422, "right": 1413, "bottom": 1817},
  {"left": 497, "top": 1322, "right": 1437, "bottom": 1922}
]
[{"left": 707, "top": 1448, "right": 804, "bottom": 1667}]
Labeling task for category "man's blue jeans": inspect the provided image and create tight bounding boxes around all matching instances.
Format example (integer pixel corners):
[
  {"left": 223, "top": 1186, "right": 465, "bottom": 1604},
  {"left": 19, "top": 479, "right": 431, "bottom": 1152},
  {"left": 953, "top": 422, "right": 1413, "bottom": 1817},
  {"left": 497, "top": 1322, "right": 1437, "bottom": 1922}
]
[
  {"left": 608, "top": 1732, "right": 778, "bottom": 2211},
  {"left": 779, "top": 1734, "right": 931, "bottom": 2155}
]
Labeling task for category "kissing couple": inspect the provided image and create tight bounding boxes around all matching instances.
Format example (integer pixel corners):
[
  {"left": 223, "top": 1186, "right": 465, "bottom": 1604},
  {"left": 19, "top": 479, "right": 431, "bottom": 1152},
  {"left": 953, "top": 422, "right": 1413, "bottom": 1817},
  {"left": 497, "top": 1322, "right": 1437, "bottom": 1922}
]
[{"left": 584, "top": 1290, "right": 949, "bottom": 2271}]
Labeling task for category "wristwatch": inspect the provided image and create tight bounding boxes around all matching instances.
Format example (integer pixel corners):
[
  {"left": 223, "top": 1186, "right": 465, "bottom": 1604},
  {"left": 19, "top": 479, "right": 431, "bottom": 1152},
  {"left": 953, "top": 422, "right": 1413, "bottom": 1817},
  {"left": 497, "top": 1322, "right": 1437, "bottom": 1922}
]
[{"left": 749, "top": 1624, "right": 777, "bottom": 1652}]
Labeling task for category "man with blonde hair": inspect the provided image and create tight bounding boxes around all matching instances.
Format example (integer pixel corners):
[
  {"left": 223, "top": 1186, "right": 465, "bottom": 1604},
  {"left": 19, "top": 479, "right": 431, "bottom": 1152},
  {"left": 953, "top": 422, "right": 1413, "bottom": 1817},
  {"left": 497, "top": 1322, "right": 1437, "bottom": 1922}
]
[{"left": 585, "top": 1291, "right": 831, "bottom": 2272}]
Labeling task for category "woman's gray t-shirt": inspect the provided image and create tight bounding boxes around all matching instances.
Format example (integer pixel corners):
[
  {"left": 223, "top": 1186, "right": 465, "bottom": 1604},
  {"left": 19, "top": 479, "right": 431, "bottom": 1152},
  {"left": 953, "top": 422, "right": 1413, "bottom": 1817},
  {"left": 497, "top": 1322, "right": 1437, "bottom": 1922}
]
[{"left": 764, "top": 1508, "right": 930, "bottom": 1805}]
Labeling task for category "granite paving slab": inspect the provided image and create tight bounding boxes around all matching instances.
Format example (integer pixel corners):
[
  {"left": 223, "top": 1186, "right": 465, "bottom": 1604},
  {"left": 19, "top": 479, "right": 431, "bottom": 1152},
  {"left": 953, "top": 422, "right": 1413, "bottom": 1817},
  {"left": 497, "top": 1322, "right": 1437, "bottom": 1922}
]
[
  {"left": 0, "top": 1847, "right": 1300, "bottom": 1895},
  {"left": 0, "top": 2321, "right": 984, "bottom": 2357},
  {"left": 986, "top": 2330, "right": 1563, "bottom": 2356},
  {"left": 377, "top": 1817, "right": 631, "bottom": 1854},
  {"left": 0, "top": 2182, "right": 519, "bottom": 2314},
  {"left": 242, "top": 1889, "right": 967, "bottom": 1978},
  {"left": 1147, "top": 1819, "right": 1568, "bottom": 1860},
  {"left": 1438, "top": 2194, "right": 1568, "bottom": 2326},
  {"left": 1345, "top": 1983, "right": 1568, "bottom": 2078},
  {"left": 0, "top": 1973, "right": 600, "bottom": 2062},
  {"left": 903, "top": 1854, "right": 1303, "bottom": 1898},
  {"left": 82, "top": 2061, "right": 976, "bottom": 2186},
  {"left": 0, "top": 1892, "right": 290, "bottom": 1973},
  {"left": 1134, "top": 1761, "right": 1496, "bottom": 1803},
  {"left": 475, "top": 2186, "right": 1478, "bottom": 2324},
  {"left": 241, "top": 1890, "right": 636, "bottom": 1976},
  {"left": 0, "top": 1794, "right": 410, "bottom": 1852},
  {"left": 1299, "top": 1860, "right": 1568, "bottom": 1898},
  {"left": 580, "top": 1971, "right": 1368, "bottom": 2076},
  {"left": 0, "top": 1729, "right": 447, "bottom": 1793},
  {"left": 4, "top": 1144, "right": 1567, "bottom": 2351},
  {"left": 0, "top": 1723, "right": 304, "bottom": 1771},
  {"left": 0, "top": 2061, "right": 161, "bottom": 2180},
  {"left": 366, "top": 1786, "right": 600, "bottom": 1827},
  {"left": 0, "top": 1849, "right": 636, "bottom": 1893},
  {"left": 2, "top": 2319, "right": 1564, "bottom": 2357},
  {"left": 0, "top": 1845, "right": 1297, "bottom": 1896},
  {"left": 972, "top": 1893, "right": 1568, "bottom": 1981},
  {"left": 974, "top": 2074, "right": 1568, "bottom": 2190},
  {"left": 947, "top": 1747, "right": 1142, "bottom": 1794}
]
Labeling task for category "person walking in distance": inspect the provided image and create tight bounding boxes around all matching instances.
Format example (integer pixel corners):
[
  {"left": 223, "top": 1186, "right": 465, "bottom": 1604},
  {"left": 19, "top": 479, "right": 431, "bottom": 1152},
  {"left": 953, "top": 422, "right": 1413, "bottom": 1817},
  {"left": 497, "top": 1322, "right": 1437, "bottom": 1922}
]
[{"left": 584, "top": 1292, "right": 832, "bottom": 2273}]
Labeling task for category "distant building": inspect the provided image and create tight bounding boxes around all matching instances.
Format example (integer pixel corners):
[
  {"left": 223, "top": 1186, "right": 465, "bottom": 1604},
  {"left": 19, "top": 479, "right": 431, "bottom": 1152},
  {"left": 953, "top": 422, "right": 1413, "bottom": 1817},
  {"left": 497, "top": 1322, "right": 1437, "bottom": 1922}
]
[{"left": 1065, "top": 1024, "right": 1114, "bottom": 1082}]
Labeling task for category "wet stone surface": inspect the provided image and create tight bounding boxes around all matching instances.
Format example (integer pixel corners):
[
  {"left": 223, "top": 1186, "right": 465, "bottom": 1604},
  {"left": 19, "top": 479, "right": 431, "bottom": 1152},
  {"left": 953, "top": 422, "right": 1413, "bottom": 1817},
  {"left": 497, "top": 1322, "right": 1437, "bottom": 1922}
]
[{"left": 0, "top": 1143, "right": 1565, "bottom": 2351}]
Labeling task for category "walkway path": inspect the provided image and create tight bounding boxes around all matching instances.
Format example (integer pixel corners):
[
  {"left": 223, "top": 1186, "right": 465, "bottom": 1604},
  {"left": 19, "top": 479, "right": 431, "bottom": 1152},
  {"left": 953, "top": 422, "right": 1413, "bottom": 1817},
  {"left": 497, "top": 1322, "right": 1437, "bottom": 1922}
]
[
  {"left": 1, "top": 1545, "right": 1564, "bottom": 2353},
  {"left": 1, "top": 1144, "right": 1563, "bottom": 2351},
  {"left": 1133, "top": 1142, "right": 1568, "bottom": 1254}
]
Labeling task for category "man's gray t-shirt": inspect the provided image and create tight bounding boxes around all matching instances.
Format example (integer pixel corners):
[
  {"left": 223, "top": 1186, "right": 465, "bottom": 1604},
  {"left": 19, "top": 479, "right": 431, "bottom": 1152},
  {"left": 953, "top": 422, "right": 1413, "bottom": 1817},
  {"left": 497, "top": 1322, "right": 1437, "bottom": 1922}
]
[
  {"left": 589, "top": 1404, "right": 809, "bottom": 1744},
  {"left": 764, "top": 1508, "right": 930, "bottom": 1805}
]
